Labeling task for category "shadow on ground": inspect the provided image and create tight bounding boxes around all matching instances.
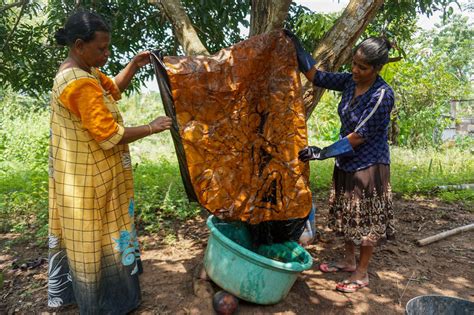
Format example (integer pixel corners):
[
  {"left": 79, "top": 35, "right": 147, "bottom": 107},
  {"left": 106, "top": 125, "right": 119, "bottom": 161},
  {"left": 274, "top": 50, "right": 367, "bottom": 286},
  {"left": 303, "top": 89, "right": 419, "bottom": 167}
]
[{"left": 1, "top": 196, "right": 473, "bottom": 314}]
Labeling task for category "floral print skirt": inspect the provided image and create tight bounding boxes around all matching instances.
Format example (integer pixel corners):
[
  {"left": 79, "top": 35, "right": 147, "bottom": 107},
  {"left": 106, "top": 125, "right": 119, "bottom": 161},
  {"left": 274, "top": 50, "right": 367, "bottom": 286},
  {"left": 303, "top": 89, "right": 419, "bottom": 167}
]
[
  {"left": 48, "top": 198, "right": 142, "bottom": 314},
  {"left": 328, "top": 164, "right": 395, "bottom": 246}
]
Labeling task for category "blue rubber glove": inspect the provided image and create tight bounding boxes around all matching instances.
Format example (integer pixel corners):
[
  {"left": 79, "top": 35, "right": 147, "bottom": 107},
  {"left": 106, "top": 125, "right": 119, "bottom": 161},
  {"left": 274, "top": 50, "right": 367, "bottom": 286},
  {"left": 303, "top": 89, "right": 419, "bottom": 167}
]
[
  {"left": 283, "top": 29, "right": 316, "bottom": 73},
  {"left": 298, "top": 138, "right": 355, "bottom": 162}
]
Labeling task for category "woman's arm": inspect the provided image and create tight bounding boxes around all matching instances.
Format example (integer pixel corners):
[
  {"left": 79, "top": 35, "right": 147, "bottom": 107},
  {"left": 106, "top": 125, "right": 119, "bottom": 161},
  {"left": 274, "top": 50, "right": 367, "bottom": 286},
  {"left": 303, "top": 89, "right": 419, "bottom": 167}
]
[
  {"left": 285, "top": 31, "right": 350, "bottom": 91},
  {"left": 118, "top": 116, "right": 173, "bottom": 145},
  {"left": 303, "top": 66, "right": 317, "bottom": 83},
  {"left": 347, "top": 132, "right": 365, "bottom": 148},
  {"left": 114, "top": 51, "right": 151, "bottom": 92}
]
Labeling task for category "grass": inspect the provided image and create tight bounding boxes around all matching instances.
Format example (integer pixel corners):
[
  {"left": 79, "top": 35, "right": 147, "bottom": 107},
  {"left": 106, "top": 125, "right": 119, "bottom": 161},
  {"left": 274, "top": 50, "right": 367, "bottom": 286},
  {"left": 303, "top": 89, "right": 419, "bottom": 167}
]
[
  {"left": 0, "top": 169, "right": 48, "bottom": 239},
  {"left": 391, "top": 146, "right": 474, "bottom": 196},
  {"left": 133, "top": 160, "right": 201, "bottom": 232},
  {"left": 1, "top": 91, "right": 473, "bottom": 242},
  {"left": 307, "top": 144, "right": 474, "bottom": 207}
]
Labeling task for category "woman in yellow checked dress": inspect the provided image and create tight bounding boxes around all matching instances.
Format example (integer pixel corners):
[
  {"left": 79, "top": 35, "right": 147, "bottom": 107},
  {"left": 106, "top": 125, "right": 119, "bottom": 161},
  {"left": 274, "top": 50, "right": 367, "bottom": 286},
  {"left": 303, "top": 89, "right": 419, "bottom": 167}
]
[{"left": 48, "top": 11, "right": 172, "bottom": 314}]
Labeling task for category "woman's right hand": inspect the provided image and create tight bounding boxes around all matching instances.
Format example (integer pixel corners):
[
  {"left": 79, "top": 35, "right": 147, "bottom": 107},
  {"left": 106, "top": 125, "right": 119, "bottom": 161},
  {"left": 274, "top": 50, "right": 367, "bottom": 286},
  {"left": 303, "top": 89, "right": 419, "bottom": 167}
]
[
  {"left": 149, "top": 116, "right": 173, "bottom": 134},
  {"left": 283, "top": 29, "right": 316, "bottom": 74}
]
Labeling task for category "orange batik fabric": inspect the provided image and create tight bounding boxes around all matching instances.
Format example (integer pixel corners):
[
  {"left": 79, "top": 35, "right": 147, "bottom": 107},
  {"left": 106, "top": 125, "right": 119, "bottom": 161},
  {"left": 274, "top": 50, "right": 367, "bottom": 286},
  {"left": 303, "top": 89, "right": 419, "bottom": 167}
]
[
  {"left": 160, "top": 30, "right": 312, "bottom": 224},
  {"left": 48, "top": 68, "right": 141, "bottom": 312}
]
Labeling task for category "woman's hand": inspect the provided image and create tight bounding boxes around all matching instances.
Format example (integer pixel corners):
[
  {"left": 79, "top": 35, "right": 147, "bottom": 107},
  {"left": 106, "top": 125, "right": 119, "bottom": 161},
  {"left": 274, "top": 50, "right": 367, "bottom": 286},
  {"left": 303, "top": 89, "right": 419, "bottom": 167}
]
[
  {"left": 114, "top": 51, "right": 151, "bottom": 91},
  {"left": 283, "top": 29, "right": 317, "bottom": 78},
  {"left": 119, "top": 116, "right": 173, "bottom": 145},
  {"left": 132, "top": 51, "right": 151, "bottom": 69},
  {"left": 149, "top": 116, "right": 173, "bottom": 134}
]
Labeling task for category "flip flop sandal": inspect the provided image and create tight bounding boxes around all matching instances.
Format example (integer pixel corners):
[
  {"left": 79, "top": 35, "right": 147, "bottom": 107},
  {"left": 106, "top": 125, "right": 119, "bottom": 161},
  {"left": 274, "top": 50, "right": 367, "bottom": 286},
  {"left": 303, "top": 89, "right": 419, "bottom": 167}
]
[
  {"left": 336, "top": 279, "right": 369, "bottom": 293},
  {"left": 319, "top": 262, "right": 356, "bottom": 273}
]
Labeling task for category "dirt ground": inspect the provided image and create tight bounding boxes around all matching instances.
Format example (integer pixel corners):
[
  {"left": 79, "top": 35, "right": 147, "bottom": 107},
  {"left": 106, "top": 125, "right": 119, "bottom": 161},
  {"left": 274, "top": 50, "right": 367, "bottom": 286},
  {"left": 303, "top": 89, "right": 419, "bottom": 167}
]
[{"left": 1, "top": 195, "right": 473, "bottom": 314}]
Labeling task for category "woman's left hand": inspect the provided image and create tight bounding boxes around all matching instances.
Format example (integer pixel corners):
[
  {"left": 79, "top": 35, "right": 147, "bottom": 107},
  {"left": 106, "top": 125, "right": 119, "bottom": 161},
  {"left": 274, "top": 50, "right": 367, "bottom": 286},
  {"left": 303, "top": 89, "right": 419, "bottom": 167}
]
[{"left": 132, "top": 51, "right": 151, "bottom": 69}]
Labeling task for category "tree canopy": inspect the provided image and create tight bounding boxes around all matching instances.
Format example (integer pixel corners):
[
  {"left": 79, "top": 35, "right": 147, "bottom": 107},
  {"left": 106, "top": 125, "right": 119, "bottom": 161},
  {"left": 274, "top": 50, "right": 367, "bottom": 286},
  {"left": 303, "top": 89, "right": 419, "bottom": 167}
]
[{"left": 0, "top": 0, "right": 462, "bottom": 100}]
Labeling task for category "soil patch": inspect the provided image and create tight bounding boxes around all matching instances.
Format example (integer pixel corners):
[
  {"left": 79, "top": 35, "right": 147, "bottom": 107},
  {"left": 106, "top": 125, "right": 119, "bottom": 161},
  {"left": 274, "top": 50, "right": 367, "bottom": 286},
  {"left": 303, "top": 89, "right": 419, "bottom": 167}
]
[{"left": 1, "top": 196, "right": 473, "bottom": 314}]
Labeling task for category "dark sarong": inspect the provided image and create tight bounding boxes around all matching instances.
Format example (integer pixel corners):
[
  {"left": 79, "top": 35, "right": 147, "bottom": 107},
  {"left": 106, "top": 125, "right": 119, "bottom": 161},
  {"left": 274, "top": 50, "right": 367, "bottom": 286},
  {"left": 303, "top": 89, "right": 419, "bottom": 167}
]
[{"left": 329, "top": 164, "right": 395, "bottom": 246}]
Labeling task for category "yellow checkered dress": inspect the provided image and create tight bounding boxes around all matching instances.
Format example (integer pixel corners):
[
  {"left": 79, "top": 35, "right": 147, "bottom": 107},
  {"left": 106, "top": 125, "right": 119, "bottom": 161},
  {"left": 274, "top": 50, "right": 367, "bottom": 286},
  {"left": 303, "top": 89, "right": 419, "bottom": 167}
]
[{"left": 48, "top": 67, "right": 141, "bottom": 313}]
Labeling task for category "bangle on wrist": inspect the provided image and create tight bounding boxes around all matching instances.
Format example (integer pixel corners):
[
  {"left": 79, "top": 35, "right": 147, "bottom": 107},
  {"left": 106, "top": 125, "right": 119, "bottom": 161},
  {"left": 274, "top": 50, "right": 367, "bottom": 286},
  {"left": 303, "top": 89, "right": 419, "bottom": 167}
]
[{"left": 147, "top": 124, "right": 153, "bottom": 135}]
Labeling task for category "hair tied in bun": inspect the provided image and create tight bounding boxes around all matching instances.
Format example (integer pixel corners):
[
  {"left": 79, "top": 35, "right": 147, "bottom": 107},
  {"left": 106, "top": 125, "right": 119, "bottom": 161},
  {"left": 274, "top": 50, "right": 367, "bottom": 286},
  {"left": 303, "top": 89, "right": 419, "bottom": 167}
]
[{"left": 54, "top": 27, "right": 68, "bottom": 46}]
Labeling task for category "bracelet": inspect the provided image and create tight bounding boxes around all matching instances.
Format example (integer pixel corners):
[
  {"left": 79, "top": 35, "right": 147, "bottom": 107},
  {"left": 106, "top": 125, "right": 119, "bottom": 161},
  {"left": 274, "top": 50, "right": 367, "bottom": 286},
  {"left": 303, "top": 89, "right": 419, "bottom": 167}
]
[{"left": 147, "top": 124, "right": 153, "bottom": 135}]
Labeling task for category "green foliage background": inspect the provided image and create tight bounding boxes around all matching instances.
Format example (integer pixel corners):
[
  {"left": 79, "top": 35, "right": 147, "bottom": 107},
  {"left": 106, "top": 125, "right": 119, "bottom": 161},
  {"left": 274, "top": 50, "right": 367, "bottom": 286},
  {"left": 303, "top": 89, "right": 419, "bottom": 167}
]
[
  {"left": 0, "top": 0, "right": 472, "bottom": 244},
  {"left": 0, "top": 0, "right": 464, "bottom": 96},
  {"left": 309, "top": 13, "right": 473, "bottom": 147},
  {"left": 0, "top": 0, "right": 251, "bottom": 96},
  {"left": 1, "top": 90, "right": 473, "bottom": 245}
]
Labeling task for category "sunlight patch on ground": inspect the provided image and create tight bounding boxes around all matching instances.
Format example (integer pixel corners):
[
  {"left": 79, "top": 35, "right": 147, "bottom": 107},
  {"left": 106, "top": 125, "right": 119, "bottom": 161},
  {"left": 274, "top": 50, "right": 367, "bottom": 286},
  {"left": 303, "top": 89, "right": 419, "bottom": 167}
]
[
  {"left": 0, "top": 233, "right": 21, "bottom": 241},
  {"left": 339, "top": 291, "right": 376, "bottom": 313},
  {"left": 315, "top": 288, "right": 353, "bottom": 306},
  {"left": 143, "top": 253, "right": 188, "bottom": 273},
  {"left": 430, "top": 285, "right": 464, "bottom": 298},
  {"left": 368, "top": 295, "right": 393, "bottom": 304},
  {"left": 419, "top": 201, "right": 440, "bottom": 208},
  {"left": 308, "top": 295, "right": 321, "bottom": 304},
  {"left": 414, "top": 287, "right": 432, "bottom": 296},
  {"left": 448, "top": 276, "right": 471, "bottom": 286},
  {"left": 378, "top": 270, "right": 406, "bottom": 282},
  {"left": 0, "top": 253, "right": 14, "bottom": 270},
  {"left": 446, "top": 276, "right": 473, "bottom": 291}
]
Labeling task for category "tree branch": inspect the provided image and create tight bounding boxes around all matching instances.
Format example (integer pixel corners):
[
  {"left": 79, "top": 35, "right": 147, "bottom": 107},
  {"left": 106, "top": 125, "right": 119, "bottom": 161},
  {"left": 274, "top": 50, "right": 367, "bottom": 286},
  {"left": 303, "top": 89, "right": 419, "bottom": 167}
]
[
  {"left": 305, "top": 0, "right": 384, "bottom": 118},
  {"left": 150, "top": 0, "right": 209, "bottom": 56},
  {"left": 249, "top": 0, "right": 291, "bottom": 36},
  {"left": 1, "top": 0, "right": 28, "bottom": 51},
  {"left": 0, "top": 0, "right": 26, "bottom": 14},
  {"left": 388, "top": 56, "right": 403, "bottom": 63}
]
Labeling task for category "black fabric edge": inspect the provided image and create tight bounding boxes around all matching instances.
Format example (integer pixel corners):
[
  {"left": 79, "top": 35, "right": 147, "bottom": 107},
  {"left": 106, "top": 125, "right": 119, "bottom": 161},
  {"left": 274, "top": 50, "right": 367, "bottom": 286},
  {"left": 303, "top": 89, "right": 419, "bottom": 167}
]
[
  {"left": 247, "top": 217, "right": 308, "bottom": 244},
  {"left": 150, "top": 51, "right": 198, "bottom": 202}
]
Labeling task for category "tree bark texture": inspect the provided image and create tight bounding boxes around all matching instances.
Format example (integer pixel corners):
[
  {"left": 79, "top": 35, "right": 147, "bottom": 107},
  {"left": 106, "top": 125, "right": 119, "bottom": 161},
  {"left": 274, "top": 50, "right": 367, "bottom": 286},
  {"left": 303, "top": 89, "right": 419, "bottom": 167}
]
[
  {"left": 249, "top": 0, "right": 292, "bottom": 36},
  {"left": 151, "top": 0, "right": 209, "bottom": 55},
  {"left": 153, "top": 0, "right": 384, "bottom": 119},
  {"left": 305, "top": 0, "right": 384, "bottom": 118}
]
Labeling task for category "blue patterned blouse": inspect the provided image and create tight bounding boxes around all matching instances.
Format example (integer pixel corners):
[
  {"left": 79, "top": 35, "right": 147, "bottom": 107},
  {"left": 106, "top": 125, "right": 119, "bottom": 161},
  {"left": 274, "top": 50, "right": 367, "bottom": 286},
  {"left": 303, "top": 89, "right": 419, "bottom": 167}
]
[{"left": 313, "top": 71, "right": 394, "bottom": 172}]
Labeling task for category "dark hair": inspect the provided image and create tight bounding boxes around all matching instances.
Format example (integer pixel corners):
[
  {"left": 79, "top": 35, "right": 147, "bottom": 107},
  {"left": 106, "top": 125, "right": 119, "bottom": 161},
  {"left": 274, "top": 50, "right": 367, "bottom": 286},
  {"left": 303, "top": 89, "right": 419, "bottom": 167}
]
[
  {"left": 354, "top": 37, "right": 392, "bottom": 69},
  {"left": 54, "top": 10, "right": 110, "bottom": 46}
]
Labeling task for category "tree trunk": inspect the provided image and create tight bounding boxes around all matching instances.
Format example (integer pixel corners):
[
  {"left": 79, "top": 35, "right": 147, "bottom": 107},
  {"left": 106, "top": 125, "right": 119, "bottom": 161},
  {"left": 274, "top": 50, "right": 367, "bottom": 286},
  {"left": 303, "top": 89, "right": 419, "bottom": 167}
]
[
  {"left": 249, "top": 0, "right": 292, "bottom": 36},
  {"left": 150, "top": 0, "right": 209, "bottom": 55},
  {"left": 305, "top": 0, "right": 384, "bottom": 118},
  {"left": 388, "top": 116, "right": 400, "bottom": 145},
  {"left": 153, "top": 0, "right": 384, "bottom": 120}
]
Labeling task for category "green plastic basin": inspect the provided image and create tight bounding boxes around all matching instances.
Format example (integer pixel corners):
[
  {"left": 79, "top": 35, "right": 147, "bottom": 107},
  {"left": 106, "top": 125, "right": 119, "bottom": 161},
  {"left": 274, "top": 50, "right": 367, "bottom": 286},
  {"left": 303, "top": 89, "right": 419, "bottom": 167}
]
[{"left": 203, "top": 215, "right": 313, "bottom": 305}]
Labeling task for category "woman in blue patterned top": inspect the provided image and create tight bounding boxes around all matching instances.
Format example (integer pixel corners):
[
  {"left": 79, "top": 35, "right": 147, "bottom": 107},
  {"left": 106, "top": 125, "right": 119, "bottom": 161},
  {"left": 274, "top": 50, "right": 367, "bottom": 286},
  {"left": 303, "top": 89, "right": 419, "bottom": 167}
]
[{"left": 286, "top": 31, "right": 395, "bottom": 293}]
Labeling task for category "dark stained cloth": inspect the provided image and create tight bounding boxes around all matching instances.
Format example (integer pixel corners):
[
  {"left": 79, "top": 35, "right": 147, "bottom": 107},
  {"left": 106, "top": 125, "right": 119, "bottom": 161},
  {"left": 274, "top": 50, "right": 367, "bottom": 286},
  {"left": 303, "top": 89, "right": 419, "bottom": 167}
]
[{"left": 152, "top": 31, "right": 312, "bottom": 230}]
